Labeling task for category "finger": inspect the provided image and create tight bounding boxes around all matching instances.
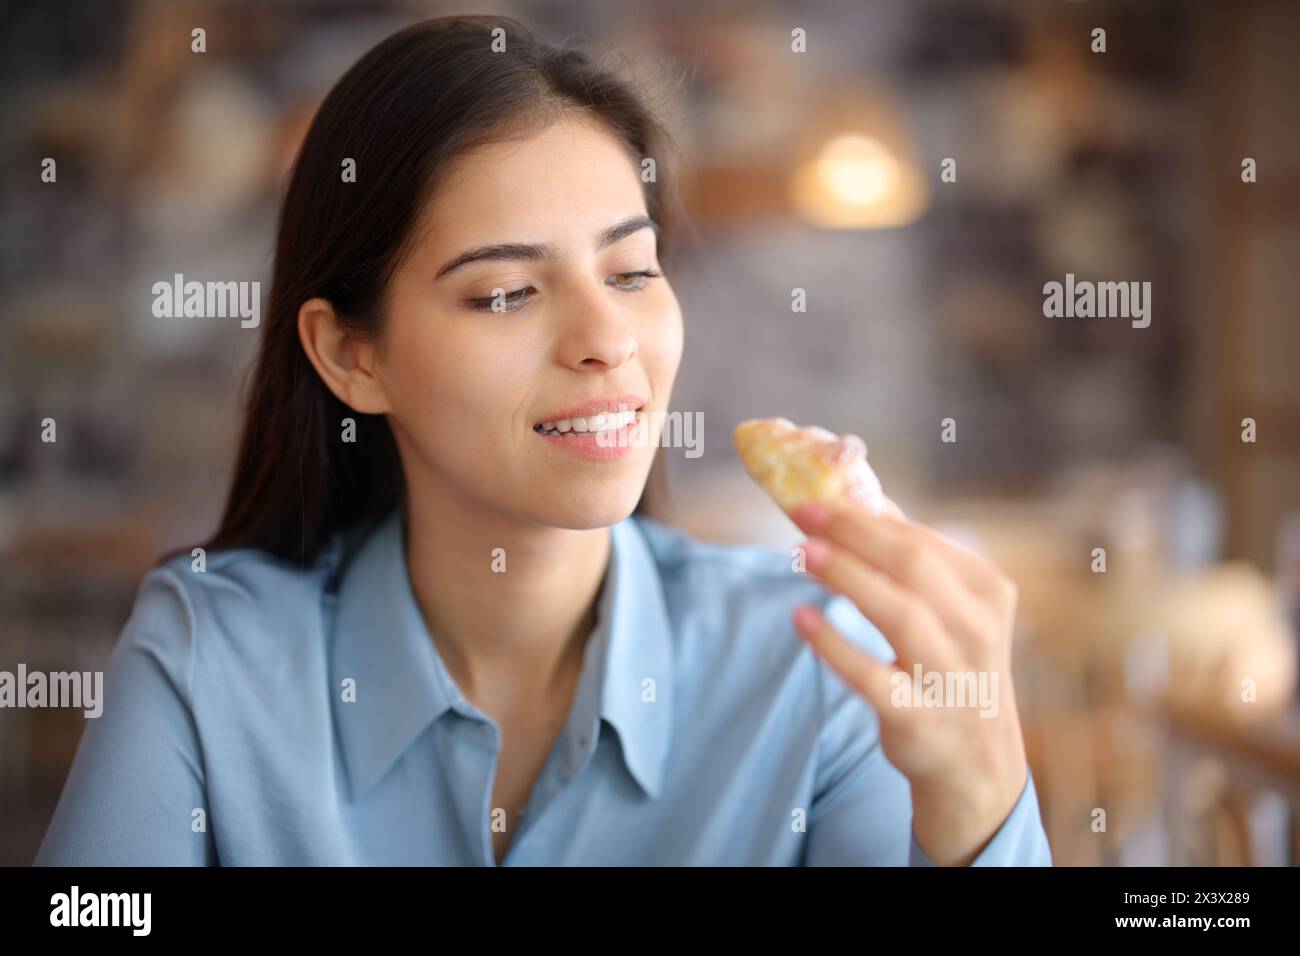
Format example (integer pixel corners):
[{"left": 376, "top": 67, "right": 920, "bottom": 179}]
[
  {"left": 891, "top": 514, "right": 997, "bottom": 596},
  {"left": 880, "top": 494, "right": 907, "bottom": 521},
  {"left": 872, "top": 504, "right": 992, "bottom": 592},
  {"left": 799, "top": 537, "right": 951, "bottom": 667},
  {"left": 790, "top": 496, "right": 993, "bottom": 600},
  {"left": 801, "top": 528, "right": 993, "bottom": 644},
  {"left": 793, "top": 603, "right": 899, "bottom": 715}
]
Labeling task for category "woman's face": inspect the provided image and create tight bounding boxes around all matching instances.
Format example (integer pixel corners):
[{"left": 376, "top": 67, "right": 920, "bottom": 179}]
[{"left": 372, "top": 114, "right": 683, "bottom": 530}]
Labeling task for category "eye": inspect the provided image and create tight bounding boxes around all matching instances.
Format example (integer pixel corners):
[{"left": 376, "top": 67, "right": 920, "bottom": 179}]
[
  {"left": 609, "top": 269, "right": 662, "bottom": 292},
  {"left": 468, "top": 286, "right": 535, "bottom": 313}
]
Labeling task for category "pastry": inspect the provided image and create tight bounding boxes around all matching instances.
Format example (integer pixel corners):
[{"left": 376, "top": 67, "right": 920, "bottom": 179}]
[{"left": 733, "top": 417, "right": 885, "bottom": 514}]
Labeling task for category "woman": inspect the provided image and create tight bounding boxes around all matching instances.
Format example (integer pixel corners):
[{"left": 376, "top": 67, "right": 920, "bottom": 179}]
[{"left": 36, "top": 15, "right": 1050, "bottom": 866}]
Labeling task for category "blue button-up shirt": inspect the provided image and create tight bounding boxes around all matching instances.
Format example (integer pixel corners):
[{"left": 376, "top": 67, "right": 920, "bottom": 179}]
[{"left": 35, "top": 501, "right": 1051, "bottom": 866}]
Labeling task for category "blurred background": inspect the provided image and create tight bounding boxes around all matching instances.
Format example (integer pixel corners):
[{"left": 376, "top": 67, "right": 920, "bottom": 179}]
[{"left": 2, "top": 0, "right": 1298, "bottom": 866}]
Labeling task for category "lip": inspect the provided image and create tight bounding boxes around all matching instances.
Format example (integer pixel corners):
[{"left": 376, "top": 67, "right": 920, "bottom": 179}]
[
  {"left": 531, "top": 393, "right": 646, "bottom": 428},
  {"left": 533, "top": 410, "right": 648, "bottom": 462}
]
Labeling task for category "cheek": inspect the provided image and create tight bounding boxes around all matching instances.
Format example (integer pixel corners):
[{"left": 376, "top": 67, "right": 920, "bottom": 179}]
[
  {"left": 646, "top": 296, "right": 685, "bottom": 383},
  {"left": 381, "top": 319, "right": 533, "bottom": 439}
]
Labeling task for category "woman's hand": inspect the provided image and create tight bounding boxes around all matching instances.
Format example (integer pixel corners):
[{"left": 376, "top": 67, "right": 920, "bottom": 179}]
[{"left": 789, "top": 496, "right": 1029, "bottom": 866}]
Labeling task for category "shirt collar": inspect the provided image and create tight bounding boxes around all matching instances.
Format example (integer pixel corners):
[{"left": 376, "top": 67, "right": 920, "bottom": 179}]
[
  {"left": 329, "top": 501, "right": 674, "bottom": 802},
  {"left": 575, "top": 511, "right": 675, "bottom": 799}
]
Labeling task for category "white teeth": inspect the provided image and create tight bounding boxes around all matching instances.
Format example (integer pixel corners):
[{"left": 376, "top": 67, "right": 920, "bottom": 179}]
[{"left": 536, "top": 409, "right": 638, "bottom": 434}]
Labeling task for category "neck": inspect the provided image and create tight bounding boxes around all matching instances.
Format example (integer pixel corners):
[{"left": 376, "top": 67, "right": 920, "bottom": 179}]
[{"left": 399, "top": 481, "right": 612, "bottom": 712}]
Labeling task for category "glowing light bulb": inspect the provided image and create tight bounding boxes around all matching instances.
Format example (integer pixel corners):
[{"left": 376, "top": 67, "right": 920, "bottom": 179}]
[{"left": 815, "top": 134, "right": 898, "bottom": 206}]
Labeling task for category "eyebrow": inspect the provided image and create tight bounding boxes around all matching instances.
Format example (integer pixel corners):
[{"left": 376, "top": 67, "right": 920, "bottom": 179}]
[{"left": 434, "top": 215, "right": 660, "bottom": 280}]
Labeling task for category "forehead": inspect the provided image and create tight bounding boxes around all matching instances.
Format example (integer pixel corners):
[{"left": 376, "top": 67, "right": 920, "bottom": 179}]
[{"left": 420, "top": 115, "right": 648, "bottom": 244}]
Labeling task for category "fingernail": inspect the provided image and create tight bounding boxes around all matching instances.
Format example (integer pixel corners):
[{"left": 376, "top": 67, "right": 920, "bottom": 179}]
[
  {"left": 790, "top": 502, "right": 832, "bottom": 530},
  {"left": 800, "top": 537, "right": 829, "bottom": 569},
  {"left": 793, "top": 604, "right": 822, "bottom": 633}
]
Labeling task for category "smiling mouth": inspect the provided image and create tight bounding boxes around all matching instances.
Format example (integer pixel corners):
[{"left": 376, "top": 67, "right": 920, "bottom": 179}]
[{"left": 533, "top": 408, "right": 642, "bottom": 436}]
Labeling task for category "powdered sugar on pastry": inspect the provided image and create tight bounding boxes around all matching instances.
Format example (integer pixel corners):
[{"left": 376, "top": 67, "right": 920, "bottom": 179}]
[{"left": 733, "top": 417, "right": 885, "bottom": 515}]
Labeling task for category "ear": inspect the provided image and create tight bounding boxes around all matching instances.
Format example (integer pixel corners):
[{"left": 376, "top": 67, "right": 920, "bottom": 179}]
[{"left": 297, "top": 297, "right": 390, "bottom": 414}]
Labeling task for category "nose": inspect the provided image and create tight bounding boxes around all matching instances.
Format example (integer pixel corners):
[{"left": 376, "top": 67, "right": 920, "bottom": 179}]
[{"left": 557, "top": 280, "right": 639, "bottom": 371}]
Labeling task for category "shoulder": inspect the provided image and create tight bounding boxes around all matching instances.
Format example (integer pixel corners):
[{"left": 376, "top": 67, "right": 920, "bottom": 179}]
[
  {"left": 149, "top": 540, "right": 338, "bottom": 619},
  {"left": 123, "top": 536, "right": 345, "bottom": 695},
  {"left": 632, "top": 514, "right": 892, "bottom": 662},
  {"left": 629, "top": 516, "right": 896, "bottom": 780}
]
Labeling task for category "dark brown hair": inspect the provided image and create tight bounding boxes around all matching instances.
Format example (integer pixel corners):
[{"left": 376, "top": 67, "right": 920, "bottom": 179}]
[{"left": 173, "top": 15, "right": 695, "bottom": 568}]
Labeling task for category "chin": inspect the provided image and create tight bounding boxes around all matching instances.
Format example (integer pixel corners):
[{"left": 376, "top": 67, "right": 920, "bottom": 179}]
[{"left": 532, "top": 481, "right": 645, "bottom": 531}]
